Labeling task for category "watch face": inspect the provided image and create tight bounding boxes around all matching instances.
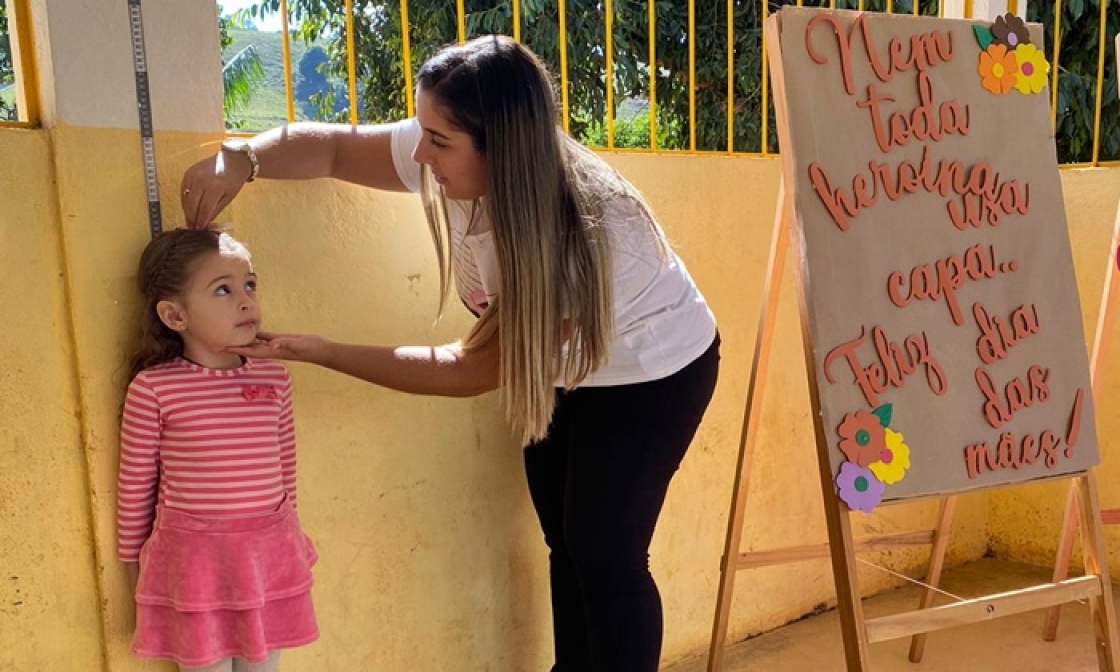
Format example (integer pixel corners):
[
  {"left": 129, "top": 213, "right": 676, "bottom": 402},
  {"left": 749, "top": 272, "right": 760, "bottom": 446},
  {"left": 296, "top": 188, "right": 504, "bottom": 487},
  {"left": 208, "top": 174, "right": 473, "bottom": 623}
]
[{"left": 223, "top": 139, "right": 250, "bottom": 152}]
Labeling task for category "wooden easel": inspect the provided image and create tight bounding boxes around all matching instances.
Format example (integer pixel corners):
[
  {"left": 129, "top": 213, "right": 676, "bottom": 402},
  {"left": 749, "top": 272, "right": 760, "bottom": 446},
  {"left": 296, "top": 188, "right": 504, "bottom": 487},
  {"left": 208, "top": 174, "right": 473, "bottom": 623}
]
[
  {"left": 1044, "top": 199, "right": 1120, "bottom": 641},
  {"left": 1044, "top": 35, "right": 1120, "bottom": 643},
  {"left": 706, "top": 175, "right": 966, "bottom": 672},
  {"left": 708, "top": 11, "right": 1120, "bottom": 671}
]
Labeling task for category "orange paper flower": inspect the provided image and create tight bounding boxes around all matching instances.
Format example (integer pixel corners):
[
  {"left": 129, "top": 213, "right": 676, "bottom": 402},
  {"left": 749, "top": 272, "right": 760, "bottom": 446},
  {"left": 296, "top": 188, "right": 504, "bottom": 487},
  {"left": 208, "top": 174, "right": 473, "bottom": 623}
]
[
  {"left": 837, "top": 410, "right": 886, "bottom": 467},
  {"left": 978, "top": 44, "right": 1019, "bottom": 95}
]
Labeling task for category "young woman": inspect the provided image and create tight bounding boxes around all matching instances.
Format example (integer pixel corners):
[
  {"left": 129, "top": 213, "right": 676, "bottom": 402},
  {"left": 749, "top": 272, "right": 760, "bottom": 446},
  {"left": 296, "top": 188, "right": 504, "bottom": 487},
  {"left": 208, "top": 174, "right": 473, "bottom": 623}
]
[{"left": 181, "top": 35, "right": 718, "bottom": 671}]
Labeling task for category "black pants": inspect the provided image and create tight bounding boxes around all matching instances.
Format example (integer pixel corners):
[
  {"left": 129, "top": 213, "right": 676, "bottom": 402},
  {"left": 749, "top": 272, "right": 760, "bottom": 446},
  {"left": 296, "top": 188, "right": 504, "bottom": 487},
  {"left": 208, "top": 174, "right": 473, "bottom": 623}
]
[{"left": 524, "top": 334, "right": 720, "bottom": 672}]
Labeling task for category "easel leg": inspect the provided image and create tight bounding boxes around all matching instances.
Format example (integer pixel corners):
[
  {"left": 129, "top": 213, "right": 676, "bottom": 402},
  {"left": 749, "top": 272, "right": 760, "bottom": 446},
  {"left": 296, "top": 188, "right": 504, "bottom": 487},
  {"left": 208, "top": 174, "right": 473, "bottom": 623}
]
[
  {"left": 827, "top": 507, "right": 871, "bottom": 670},
  {"left": 1075, "top": 472, "right": 1120, "bottom": 671},
  {"left": 908, "top": 495, "right": 957, "bottom": 662},
  {"left": 762, "top": 15, "right": 865, "bottom": 668},
  {"left": 707, "top": 181, "right": 792, "bottom": 672},
  {"left": 1045, "top": 197, "right": 1120, "bottom": 642},
  {"left": 1077, "top": 41, "right": 1120, "bottom": 672},
  {"left": 1043, "top": 485, "right": 1080, "bottom": 641}
]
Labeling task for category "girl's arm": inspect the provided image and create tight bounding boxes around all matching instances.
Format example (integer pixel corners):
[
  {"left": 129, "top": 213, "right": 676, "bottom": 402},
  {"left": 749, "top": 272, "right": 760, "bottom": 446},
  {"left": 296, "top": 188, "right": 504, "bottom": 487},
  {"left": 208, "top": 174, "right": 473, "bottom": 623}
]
[
  {"left": 278, "top": 372, "right": 298, "bottom": 508},
  {"left": 117, "top": 377, "right": 162, "bottom": 564},
  {"left": 181, "top": 122, "right": 409, "bottom": 228},
  {"left": 228, "top": 333, "right": 501, "bottom": 398}
]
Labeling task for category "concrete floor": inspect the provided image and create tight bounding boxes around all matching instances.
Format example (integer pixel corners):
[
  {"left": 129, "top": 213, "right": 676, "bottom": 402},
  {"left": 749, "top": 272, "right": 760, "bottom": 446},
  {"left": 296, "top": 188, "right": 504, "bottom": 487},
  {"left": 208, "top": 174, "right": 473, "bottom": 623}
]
[{"left": 666, "top": 558, "right": 1119, "bottom": 672}]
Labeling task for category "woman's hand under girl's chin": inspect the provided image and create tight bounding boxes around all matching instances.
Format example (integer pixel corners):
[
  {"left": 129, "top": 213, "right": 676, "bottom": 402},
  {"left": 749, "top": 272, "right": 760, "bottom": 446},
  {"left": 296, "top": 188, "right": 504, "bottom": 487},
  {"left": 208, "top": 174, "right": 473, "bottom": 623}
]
[{"left": 226, "top": 332, "right": 329, "bottom": 364}]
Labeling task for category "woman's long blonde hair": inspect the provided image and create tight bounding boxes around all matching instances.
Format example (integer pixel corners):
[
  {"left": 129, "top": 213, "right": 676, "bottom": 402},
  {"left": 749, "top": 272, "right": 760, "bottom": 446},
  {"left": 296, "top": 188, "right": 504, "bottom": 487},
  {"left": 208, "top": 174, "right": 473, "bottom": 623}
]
[{"left": 416, "top": 35, "right": 658, "bottom": 444}]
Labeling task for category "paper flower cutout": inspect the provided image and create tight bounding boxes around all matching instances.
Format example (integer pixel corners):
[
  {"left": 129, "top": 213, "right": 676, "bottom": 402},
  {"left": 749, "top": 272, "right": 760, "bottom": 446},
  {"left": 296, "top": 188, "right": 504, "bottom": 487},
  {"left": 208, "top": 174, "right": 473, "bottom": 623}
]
[
  {"left": 974, "top": 13, "right": 1049, "bottom": 96},
  {"left": 834, "top": 403, "right": 906, "bottom": 512},
  {"left": 979, "top": 44, "right": 1019, "bottom": 95},
  {"left": 869, "top": 429, "right": 911, "bottom": 485},
  {"left": 991, "top": 13, "right": 1030, "bottom": 49},
  {"left": 836, "top": 463, "right": 885, "bottom": 513},
  {"left": 1013, "top": 43, "right": 1050, "bottom": 94},
  {"left": 837, "top": 410, "right": 886, "bottom": 467}
]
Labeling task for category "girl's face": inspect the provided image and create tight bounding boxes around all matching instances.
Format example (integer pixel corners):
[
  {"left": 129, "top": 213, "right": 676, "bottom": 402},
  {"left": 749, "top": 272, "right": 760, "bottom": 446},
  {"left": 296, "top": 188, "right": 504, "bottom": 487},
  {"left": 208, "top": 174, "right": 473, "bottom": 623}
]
[
  {"left": 157, "top": 250, "right": 260, "bottom": 369},
  {"left": 412, "top": 89, "right": 489, "bottom": 201}
]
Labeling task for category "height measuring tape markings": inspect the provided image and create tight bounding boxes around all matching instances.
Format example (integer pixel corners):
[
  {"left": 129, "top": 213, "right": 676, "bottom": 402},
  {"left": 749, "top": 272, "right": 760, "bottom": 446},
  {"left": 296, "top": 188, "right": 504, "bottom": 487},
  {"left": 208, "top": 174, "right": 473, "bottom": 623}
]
[{"left": 127, "top": 0, "right": 163, "bottom": 239}]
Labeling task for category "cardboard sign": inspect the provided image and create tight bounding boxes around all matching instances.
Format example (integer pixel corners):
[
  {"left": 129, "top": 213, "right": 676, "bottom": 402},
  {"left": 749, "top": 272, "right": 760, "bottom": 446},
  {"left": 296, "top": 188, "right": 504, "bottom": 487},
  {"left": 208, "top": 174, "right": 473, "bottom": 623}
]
[{"left": 774, "top": 8, "right": 1098, "bottom": 507}]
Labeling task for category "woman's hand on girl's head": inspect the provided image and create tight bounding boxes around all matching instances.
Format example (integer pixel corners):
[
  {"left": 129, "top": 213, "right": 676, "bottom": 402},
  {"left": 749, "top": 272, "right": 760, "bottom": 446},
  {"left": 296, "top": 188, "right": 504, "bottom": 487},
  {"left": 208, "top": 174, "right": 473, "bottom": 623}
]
[
  {"left": 181, "top": 152, "right": 250, "bottom": 229},
  {"left": 227, "top": 332, "right": 330, "bottom": 365}
]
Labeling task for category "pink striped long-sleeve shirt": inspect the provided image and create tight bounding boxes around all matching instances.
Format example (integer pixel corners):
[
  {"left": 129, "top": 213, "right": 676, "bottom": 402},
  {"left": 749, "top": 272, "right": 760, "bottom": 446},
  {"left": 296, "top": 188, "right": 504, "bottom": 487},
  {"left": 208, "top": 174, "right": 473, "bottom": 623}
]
[{"left": 116, "top": 357, "right": 298, "bottom": 562}]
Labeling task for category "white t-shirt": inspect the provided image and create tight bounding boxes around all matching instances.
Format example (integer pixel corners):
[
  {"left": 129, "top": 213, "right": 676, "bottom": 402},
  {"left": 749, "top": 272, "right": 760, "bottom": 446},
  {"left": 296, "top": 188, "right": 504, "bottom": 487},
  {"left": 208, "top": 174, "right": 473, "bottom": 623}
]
[{"left": 390, "top": 118, "right": 717, "bottom": 387}]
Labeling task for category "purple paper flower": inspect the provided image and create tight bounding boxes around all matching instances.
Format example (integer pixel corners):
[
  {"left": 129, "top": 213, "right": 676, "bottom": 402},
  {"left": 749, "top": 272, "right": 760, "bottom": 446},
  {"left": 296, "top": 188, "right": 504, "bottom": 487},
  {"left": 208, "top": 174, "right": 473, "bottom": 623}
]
[{"left": 836, "top": 462, "right": 885, "bottom": 512}]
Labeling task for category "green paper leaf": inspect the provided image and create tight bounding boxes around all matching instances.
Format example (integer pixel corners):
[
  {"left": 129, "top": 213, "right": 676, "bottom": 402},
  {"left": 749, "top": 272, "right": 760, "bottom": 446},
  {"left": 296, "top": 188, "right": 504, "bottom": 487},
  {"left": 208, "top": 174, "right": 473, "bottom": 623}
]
[
  {"left": 974, "top": 25, "right": 994, "bottom": 51},
  {"left": 872, "top": 404, "right": 893, "bottom": 428}
]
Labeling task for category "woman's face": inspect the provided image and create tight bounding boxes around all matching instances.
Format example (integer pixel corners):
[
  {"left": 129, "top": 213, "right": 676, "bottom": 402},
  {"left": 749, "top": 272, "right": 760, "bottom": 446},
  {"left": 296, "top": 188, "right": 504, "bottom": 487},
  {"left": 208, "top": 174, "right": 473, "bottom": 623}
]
[{"left": 412, "top": 89, "right": 489, "bottom": 200}]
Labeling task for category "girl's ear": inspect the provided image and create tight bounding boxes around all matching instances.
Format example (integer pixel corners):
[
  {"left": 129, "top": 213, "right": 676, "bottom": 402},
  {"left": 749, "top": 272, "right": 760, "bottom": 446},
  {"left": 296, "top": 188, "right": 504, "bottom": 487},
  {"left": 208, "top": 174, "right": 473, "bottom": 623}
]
[{"left": 156, "top": 300, "right": 187, "bottom": 332}]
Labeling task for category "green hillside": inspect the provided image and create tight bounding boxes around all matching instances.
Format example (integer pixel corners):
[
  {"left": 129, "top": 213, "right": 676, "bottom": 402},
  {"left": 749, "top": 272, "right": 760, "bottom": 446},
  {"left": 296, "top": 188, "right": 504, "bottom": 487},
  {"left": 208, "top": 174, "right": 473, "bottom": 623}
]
[{"left": 224, "top": 28, "right": 343, "bottom": 132}]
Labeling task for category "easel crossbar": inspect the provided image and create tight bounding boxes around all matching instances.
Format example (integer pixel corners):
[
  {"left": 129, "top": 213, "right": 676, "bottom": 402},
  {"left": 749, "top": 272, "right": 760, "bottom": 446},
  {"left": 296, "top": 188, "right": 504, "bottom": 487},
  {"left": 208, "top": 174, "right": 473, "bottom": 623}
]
[
  {"left": 739, "top": 530, "right": 936, "bottom": 570},
  {"left": 865, "top": 575, "right": 1103, "bottom": 644}
]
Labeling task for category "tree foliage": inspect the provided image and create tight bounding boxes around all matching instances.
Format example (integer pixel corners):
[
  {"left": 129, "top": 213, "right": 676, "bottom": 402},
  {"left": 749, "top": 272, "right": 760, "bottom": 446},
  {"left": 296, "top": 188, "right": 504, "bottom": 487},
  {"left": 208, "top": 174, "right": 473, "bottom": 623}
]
[
  {"left": 582, "top": 109, "right": 679, "bottom": 149},
  {"left": 220, "top": 8, "right": 267, "bottom": 129},
  {"left": 239, "top": 0, "right": 1117, "bottom": 161},
  {"left": 1027, "top": 0, "right": 1119, "bottom": 162},
  {"left": 297, "top": 47, "right": 327, "bottom": 116},
  {"left": 0, "top": 4, "right": 17, "bottom": 121},
  {"left": 296, "top": 45, "right": 349, "bottom": 119}
]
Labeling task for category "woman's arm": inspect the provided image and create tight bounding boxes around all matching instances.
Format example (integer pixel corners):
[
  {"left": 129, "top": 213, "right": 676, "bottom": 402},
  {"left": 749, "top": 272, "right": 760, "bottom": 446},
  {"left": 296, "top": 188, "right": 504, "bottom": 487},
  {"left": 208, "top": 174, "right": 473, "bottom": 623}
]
[
  {"left": 181, "top": 122, "right": 409, "bottom": 228},
  {"left": 228, "top": 332, "right": 501, "bottom": 398}
]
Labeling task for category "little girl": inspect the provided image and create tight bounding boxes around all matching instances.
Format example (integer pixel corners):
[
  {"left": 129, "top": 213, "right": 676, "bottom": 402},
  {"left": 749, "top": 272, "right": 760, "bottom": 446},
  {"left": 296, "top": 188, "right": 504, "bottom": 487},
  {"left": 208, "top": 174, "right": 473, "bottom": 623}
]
[{"left": 116, "top": 228, "right": 318, "bottom": 672}]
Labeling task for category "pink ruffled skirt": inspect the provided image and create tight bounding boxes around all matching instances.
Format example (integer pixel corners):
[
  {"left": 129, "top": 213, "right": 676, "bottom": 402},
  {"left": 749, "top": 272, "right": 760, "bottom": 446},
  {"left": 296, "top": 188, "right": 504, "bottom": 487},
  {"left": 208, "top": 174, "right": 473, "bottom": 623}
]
[{"left": 132, "top": 497, "right": 319, "bottom": 667}]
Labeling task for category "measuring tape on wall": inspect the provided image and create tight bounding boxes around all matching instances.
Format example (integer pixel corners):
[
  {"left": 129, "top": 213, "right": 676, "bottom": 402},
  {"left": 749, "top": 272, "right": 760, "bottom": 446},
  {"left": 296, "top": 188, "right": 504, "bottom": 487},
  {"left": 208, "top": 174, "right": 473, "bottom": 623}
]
[{"left": 127, "top": 0, "right": 163, "bottom": 239}]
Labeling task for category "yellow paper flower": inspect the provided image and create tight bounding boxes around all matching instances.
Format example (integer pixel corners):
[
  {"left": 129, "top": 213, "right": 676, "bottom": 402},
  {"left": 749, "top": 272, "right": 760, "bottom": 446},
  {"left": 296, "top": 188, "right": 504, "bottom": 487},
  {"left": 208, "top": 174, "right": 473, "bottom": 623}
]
[
  {"left": 869, "top": 429, "right": 910, "bottom": 485},
  {"left": 978, "top": 44, "right": 1019, "bottom": 95},
  {"left": 1013, "top": 44, "right": 1050, "bottom": 94}
]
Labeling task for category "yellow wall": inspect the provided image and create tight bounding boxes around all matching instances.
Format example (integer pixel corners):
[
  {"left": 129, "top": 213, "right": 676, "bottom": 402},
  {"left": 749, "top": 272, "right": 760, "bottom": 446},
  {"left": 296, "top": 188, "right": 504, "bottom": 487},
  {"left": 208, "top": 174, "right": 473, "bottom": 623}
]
[
  {"left": 0, "top": 127, "right": 103, "bottom": 669},
  {"left": 987, "top": 169, "right": 1120, "bottom": 568},
  {"left": 2, "top": 4, "right": 1117, "bottom": 664},
  {"left": 3, "top": 120, "right": 999, "bottom": 670}
]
